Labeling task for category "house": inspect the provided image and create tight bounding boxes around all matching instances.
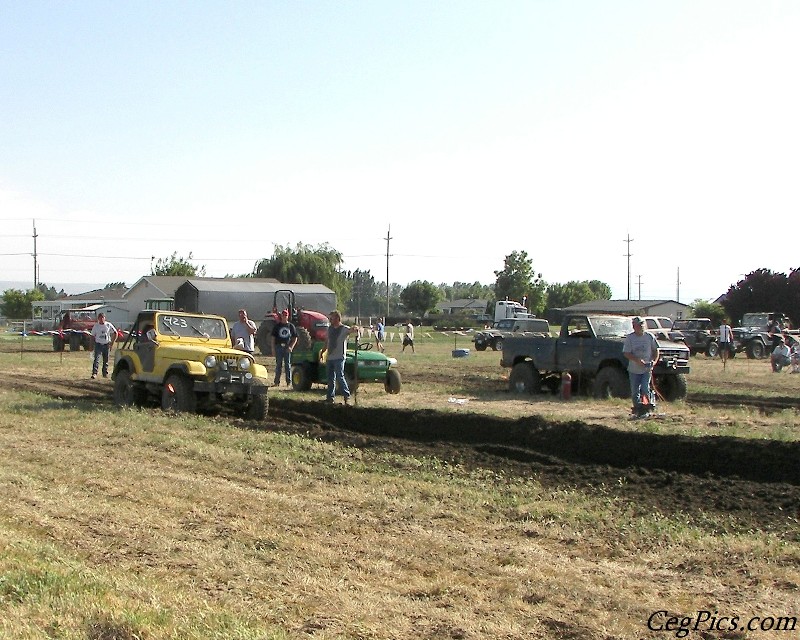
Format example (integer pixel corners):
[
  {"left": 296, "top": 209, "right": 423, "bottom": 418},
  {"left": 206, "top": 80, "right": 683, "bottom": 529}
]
[
  {"left": 562, "top": 299, "right": 691, "bottom": 320},
  {"left": 31, "top": 286, "right": 128, "bottom": 329},
  {"left": 435, "top": 299, "right": 490, "bottom": 316}
]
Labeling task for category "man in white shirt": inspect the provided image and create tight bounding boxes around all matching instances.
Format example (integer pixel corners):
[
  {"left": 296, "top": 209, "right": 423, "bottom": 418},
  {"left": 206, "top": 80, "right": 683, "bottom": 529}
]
[
  {"left": 718, "top": 320, "right": 734, "bottom": 367},
  {"left": 90, "top": 313, "right": 117, "bottom": 379},
  {"left": 770, "top": 336, "right": 791, "bottom": 372}
]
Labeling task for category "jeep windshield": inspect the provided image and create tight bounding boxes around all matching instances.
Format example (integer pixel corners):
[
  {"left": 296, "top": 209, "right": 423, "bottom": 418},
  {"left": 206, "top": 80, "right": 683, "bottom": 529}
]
[
  {"left": 158, "top": 314, "right": 228, "bottom": 339},
  {"left": 588, "top": 316, "right": 631, "bottom": 338}
]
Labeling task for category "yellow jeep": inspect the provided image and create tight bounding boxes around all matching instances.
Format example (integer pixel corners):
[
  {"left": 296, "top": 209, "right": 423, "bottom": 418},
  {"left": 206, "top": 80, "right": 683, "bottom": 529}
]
[{"left": 112, "top": 310, "right": 269, "bottom": 419}]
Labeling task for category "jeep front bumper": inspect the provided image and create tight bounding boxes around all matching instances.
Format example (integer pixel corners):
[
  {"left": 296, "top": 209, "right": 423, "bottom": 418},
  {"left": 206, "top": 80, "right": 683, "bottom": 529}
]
[{"left": 194, "top": 371, "right": 268, "bottom": 397}]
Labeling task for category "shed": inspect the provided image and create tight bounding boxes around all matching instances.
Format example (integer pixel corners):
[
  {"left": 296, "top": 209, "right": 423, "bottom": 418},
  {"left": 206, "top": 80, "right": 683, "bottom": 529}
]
[
  {"left": 562, "top": 299, "right": 691, "bottom": 320},
  {"left": 174, "top": 280, "right": 337, "bottom": 322}
]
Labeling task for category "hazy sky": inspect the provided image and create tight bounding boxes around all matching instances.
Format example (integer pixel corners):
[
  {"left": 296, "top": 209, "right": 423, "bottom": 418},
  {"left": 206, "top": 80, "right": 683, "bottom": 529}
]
[{"left": 2, "top": 1, "right": 798, "bottom": 301}]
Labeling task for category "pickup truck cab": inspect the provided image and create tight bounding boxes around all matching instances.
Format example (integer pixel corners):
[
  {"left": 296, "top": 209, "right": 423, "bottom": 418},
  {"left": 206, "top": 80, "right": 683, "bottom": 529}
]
[{"left": 501, "top": 314, "right": 690, "bottom": 401}]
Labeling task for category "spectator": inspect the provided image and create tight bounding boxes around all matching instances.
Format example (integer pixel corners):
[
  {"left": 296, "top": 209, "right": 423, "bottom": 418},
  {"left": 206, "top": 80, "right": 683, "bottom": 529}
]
[
  {"left": 791, "top": 339, "right": 800, "bottom": 374},
  {"left": 90, "top": 313, "right": 117, "bottom": 379},
  {"left": 402, "top": 320, "right": 415, "bottom": 353},
  {"left": 770, "top": 335, "right": 792, "bottom": 372},
  {"left": 230, "top": 309, "right": 257, "bottom": 354},
  {"left": 374, "top": 317, "right": 385, "bottom": 353},
  {"left": 718, "top": 319, "right": 734, "bottom": 367},
  {"left": 622, "top": 317, "right": 660, "bottom": 417},
  {"left": 271, "top": 309, "right": 298, "bottom": 386},
  {"left": 324, "top": 310, "right": 358, "bottom": 405}
]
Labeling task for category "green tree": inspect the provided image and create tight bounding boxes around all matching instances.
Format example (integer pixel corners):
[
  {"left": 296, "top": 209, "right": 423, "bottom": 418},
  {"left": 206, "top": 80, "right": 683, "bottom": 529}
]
[
  {"left": 104, "top": 281, "right": 127, "bottom": 290},
  {"left": 400, "top": 281, "right": 442, "bottom": 317},
  {"left": 546, "top": 280, "right": 612, "bottom": 309},
  {"left": 1, "top": 288, "right": 44, "bottom": 319},
  {"left": 722, "top": 269, "right": 790, "bottom": 325},
  {"left": 347, "top": 269, "right": 383, "bottom": 318},
  {"left": 152, "top": 252, "right": 206, "bottom": 277},
  {"left": 690, "top": 300, "right": 727, "bottom": 325},
  {"left": 586, "top": 280, "right": 613, "bottom": 300},
  {"left": 493, "top": 251, "right": 546, "bottom": 315},
  {"left": 35, "top": 282, "right": 64, "bottom": 301},
  {"left": 252, "top": 243, "right": 351, "bottom": 311}
]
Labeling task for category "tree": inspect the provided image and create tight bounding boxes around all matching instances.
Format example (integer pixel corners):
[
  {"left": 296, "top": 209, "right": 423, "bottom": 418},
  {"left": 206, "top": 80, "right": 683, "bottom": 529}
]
[
  {"left": 722, "top": 269, "right": 790, "bottom": 325},
  {"left": 252, "top": 243, "right": 351, "bottom": 311},
  {"left": 152, "top": 252, "right": 206, "bottom": 277},
  {"left": 400, "top": 281, "right": 442, "bottom": 317},
  {"left": 104, "top": 281, "right": 127, "bottom": 290},
  {"left": 586, "top": 280, "right": 613, "bottom": 301},
  {"left": 493, "top": 251, "right": 546, "bottom": 315},
  {"left": 347, "top": 269, "right": 383, "bottom": 318},
  {"left": 1, "top": 288, "right": 44, "bottom": 319},
  {"left": 690, "top": 300, "right": 727, "bottom": 325},
  {"left": 35, "top": 282, "right": 64, "bottom": 301}
]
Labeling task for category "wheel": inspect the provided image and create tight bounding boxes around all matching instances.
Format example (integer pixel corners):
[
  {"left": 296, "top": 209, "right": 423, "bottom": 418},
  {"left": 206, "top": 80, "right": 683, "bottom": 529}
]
[
  {"left": 256, "top": 319, "right": 276, "bottom": 356},
  {"left": 746, "top": 341, "right": 765, "bottom": 359},
  {"left": 82, "top": 335, "right": 93, "bottom": 351},
  {"left": 492, "top": 337, "right": 504, "bottom": 351},
  {"left": 357, "top": 342, "right": 373, "bottom": 351},
  {"left": 161, "top": 374, "right": 196, "bottom": 413},
  {"left": 593, "top": 366, "right": 628, "bottom": 399},
  {"left": 384, "top": 369, "right": 402, "bottom": 394},
  {"left": 245, "top": 385, "right": 268, "bottom": 420},
  {"left": 52, "top": 335, "right": 65, "bottom": 352},
  {"left": 705, "top": 341, "right": 719, "bottom": 358},
  {"left": 509, "top": 362, "right": 540, "bottom": 394},
  {"left": 474, "top": 343, "right": 487, "bottom": 352},
  {"left": 655, "top": 373, "right": 688, "bottom": 401},
  {"left": 69, "top": 334, "right": 81, "bottom": 351},
  {"left": 113, "top": 369, "right": 146, "bottom": 407},
  {"left": 295, "top": 326, "right": 312, "bottom": 351},
  {"left": 291, "top": 364, "right": 313, "bottom": 391}
]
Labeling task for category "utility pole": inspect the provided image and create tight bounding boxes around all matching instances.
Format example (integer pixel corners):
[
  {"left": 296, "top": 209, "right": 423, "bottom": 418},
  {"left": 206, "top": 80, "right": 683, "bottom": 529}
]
[
  {"left": 636, "top": 275, "right": 643, "bottom": 300},
  {"left": 676, "top": 267, "right": 681, "bottom": 302},
  {"left": 623, "top": 234, "right": 633, "bottom": 300},
  {"left": 32, "top": 219, "right": 39, "bottom": 289},
  {"left": 384, "top": 225, "right": 392, "bottom": 321}
]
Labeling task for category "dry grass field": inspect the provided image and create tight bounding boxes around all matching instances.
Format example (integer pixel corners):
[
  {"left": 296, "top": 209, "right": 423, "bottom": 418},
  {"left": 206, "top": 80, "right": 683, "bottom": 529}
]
[{"left": 0, "top": 329, "right": 798, "bottom": 639}]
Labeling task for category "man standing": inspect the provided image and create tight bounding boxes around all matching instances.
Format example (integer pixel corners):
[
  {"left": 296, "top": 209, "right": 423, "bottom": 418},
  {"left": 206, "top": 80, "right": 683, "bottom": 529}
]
[
  {"left": 324, "top": 310, "right": 358, "bottom": 405},
  {"left": 401, "top": 319, "right": 415, "bottom": 353},
  {"left": 230, "top": 308, "right": 257, "bottom": 354},
  {"left": 622, "top": 316, "right": 660, "bottom": 417},
  {"left": 271, "top": 309, "right": 298, "bottom": 386},
  {"left": 374, "top": 317, "right": 385, "bottom": 353},
  {"left": 718, "top": 319, "right": 734, "bottom": 368},
  {"left": 90, "top": 313, "right": 117, "bottom": 379}
]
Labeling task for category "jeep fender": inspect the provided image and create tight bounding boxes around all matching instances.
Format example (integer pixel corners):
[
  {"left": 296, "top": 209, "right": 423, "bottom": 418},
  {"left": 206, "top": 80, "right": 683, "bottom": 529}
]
[
  {"left": 166, "top": 362, "right": 203, "bottom": 378},
  {"left": 112, "top": 355, "right": 138, "bottom": 380}
]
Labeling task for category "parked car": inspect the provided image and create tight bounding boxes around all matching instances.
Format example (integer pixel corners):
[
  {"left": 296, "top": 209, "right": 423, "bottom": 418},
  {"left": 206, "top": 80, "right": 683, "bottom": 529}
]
[{"left": 472, "top": 317, "right": 550, "bottom": 352}]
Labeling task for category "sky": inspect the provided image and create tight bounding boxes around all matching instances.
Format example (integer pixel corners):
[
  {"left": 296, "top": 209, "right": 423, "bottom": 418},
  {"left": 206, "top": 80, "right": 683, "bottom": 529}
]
[{"left": 1, "top": 1, "right": 798, "bottom": 301}]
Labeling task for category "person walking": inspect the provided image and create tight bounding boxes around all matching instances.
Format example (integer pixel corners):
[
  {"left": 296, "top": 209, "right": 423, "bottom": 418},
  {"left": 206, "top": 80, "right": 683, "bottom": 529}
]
[
  {"left": 90, "top": 313, "right": 117, "bottom": 379},
  {"left": 324, "top": 310, "right": 358, "bottom": 405},
  {"left": 622, "top": 316, "right": 660, "bottom": 417},
  {"left": 271, "top": 309, "right": 298, "bottom": 386},
  {"left": 230, "top": 308, "right": 257, "bottom": 354},
  {"left": 718, "top": 319, "right": 734, "bottom": 368},
  {"left": 401, "top": 320, "right": 415, "bottom": 353},
  {"left": 374, "top": 317, "right": 385, "bottom": 353}
]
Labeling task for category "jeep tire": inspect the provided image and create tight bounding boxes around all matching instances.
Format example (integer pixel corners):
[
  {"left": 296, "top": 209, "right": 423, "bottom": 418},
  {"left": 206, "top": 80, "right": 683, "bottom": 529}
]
[
  {"left": 114, "top": 369, "right": 146, "bottom": 407},
  {"left": 705, "top": 341, "right": 719, "bottom": 358},
  {"left": 593, "top": 366, "right": 628, "bottom": 399},
  {"left": 655, "top": 373, "right": 688, "bottom": 401},
  {"left": 245, "top": 384, "right": 268, "bottom": 420},
  {"left": 492, "top": 337, "right": 504, "bottom": 351},
  {"left": 162, "top": 374, "right": 196, "bottom": 413}
]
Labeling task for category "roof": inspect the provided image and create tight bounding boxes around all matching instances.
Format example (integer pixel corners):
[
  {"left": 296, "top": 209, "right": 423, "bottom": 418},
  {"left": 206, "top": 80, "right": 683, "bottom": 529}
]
[
  {"left": 436, "top": 299, "right": 489, "bottom": 312},
  {"left": 182, "top": 279, "right": 331, "bottom": 294},
  {"left": 62, "top": 286, "right": 128, "bottom": 301},
  {"left": 123, "top": 275, "right": 188, "bottom": 299},
  {"left": 563, "top": 299, "right": 690, "bottom": 315}
]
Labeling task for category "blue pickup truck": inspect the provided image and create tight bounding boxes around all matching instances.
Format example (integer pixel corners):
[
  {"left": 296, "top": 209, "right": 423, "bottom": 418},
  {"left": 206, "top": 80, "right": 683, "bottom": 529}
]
[{"left": 500, "top": 314, "right": 690, "bottom": 401}]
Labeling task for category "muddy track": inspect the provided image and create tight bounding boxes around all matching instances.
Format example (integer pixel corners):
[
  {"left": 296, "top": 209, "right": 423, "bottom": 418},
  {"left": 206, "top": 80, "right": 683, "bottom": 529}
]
[{"left": 8, "top": 371, "right": 800, "bottom": 536}]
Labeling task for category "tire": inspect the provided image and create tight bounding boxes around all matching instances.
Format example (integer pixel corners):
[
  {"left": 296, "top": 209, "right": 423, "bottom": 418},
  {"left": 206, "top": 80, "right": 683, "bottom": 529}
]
[
  {"left": 114, "top": 369, "right": 146, "bottom": 407},
  {"left": 492, "top": 337, "right": 504, "bottom": 351},
  {"left": 474, "top": 343, "right": 487, "bottom": 352},
  {"left": 246, "top": 385, "right": 268, "bottom": 420},
  {"left": 593, "top": 366, "right": 629, "bottom": 399},
  {"left": 161, "top": 374, "right": 196, "bottom": 413},
  {"left": 82, "top": 335, "right": 93, "bottom": 351},
  {"left": 291, "top": 364, "right": 313, "bottom": 391},
  {"left": 746, "top": 341, "right": 765, "bottom": 359},
  {"left": 509, "top": 362, "right": 540, "bottom": 394},
  {"left": 705, "top": 341, "right": 719, "bottom": 358},
  {"left": 256, "top": 319, "right": 276, "bottom": 356},
  {"left": 384, "top": 369, "right": 402, "bottom": 394},
  {"left": 655, "top": 373, "right": 688, "bottom": 401},
  {"left": 295, "top": 326, "right": 312, "bottom": 351},
  {"left": 69, "top": 334, "right": 81, "bottom": 351},
  {"left": 52, "top": 335, "right": 65, "bottom": 352}
]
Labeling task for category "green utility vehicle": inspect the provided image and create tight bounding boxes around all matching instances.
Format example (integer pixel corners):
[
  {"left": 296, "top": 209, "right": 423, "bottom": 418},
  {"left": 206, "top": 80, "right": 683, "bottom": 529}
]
[{"left": 290, "top": 337, "right": 401, "bottom": 394}]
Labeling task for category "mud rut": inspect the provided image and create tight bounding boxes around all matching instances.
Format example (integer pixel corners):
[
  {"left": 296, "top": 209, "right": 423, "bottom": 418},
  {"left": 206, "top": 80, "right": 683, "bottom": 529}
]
[{"left": 7, "top": 370, "right": 800, "bottom": 537}]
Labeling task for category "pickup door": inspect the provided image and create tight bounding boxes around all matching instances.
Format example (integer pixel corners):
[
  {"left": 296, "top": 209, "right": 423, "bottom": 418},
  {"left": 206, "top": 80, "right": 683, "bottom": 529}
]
[{"left": 555, "top": 316, "right": 605, "bottom": 373}]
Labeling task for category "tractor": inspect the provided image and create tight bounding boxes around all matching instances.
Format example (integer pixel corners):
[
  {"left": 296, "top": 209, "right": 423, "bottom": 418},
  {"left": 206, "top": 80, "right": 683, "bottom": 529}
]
[{"left": 255, "top": 289, "right": 330, "bottom": 357}]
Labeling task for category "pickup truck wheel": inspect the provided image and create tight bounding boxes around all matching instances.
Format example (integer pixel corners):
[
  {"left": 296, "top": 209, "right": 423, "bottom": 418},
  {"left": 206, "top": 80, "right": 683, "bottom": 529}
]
[
  {"left": 52, "top": 335, "right": 65, "bottom": 352},
  {"left": 492, "top": 337, "right": 504, "bottom": 351},
  {"left": 384, "top": 368, "right": 402, "bottom": 394},
  {"left": 509, "top": 363, "right": 540, "bottom": 394},
  {"left": 705, "top": 341, "right": 719, "bottom": 358},
  {"left": 474, "top": 343, "right": 487, "bottom": 352},
  {"left": 594, "top": 367, "right": 628, "bottom": 399},
  {"left": 291, "top": 364, "right": 313, "bottom": 391},
  {"left": 656, "top": 373, "right": 688, "bottom": 401},
  {"left": 162, "top": 374, "right": 196, "bottom": 414}
]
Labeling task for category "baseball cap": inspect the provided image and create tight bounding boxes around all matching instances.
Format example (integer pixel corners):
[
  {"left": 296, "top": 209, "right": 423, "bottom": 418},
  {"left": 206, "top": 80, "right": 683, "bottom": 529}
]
[
  {"left": 281, "top": 309, "right": 289, "bottom": 317},
  {"left": 632, "top": 316, "right": 643, "bottom": 326}
]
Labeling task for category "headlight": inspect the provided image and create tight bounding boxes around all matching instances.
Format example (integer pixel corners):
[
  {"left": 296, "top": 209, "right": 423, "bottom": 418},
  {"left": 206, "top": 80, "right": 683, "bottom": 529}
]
[
  {"left": 204, "top": 355, "right": 217, "bottom": 368},
  {"left": 238, "top": 356, "right": 251, "bottom": 371}
]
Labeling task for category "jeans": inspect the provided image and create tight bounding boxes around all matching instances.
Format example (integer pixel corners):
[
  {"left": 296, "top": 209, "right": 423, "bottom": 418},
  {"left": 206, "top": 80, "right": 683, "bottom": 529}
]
[
  {"left": 93, "top": 342, "right": 110, "bottom": 376},
  {"left": 274, "top": 344, "right": 292, "bottom": 384},
  {"left": 629, "top": 370, "right": 653, "bottom": 408},
  {"left": 326, "top": 357, "right": 350, "bottom": 400}
]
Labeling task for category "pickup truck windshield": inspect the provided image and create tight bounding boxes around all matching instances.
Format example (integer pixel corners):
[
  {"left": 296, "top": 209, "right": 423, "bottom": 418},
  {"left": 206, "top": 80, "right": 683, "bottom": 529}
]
[{"left": 589, "top": 317, "right": 631, "bottom": 338}]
